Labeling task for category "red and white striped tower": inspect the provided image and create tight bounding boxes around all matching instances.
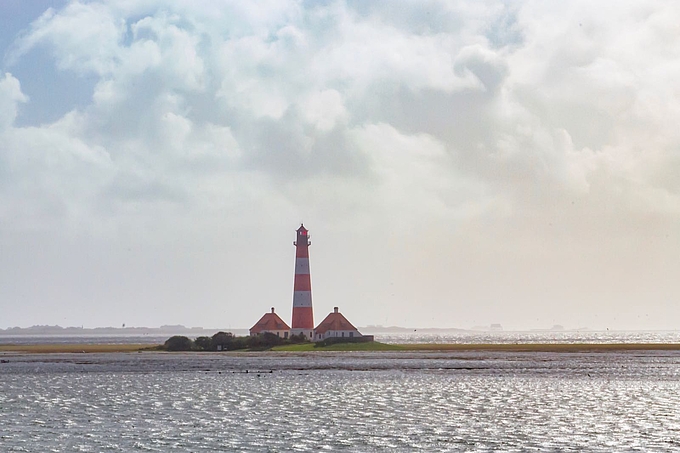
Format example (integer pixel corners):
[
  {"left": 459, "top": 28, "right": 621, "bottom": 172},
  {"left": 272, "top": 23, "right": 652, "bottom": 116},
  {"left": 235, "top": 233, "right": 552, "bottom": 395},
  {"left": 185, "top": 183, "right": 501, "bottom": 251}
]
[{"left": 291, "top": 224, "right": 314, "bottom": 339}]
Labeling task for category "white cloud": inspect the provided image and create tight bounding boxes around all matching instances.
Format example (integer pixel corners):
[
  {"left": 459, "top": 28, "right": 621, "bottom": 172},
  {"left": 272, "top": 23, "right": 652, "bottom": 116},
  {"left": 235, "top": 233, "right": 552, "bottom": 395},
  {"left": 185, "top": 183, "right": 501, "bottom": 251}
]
[
  {"left": 0, "top": 73, "right": 27, "bottom": 128},
  {"left": 0, "top": 113, "right": 114, "bottom": 231},
  {"left": 2, "top": 1, "right": 680, "bottom": 329},
  {"left": 9, "top": 3, "right": 125, "bottom": 75},
  {"left": 301, "top": 89, "right": 347, "bottom": 131},
  {"left": 352, "top": 123, "right": 452, "bottom": 213}
]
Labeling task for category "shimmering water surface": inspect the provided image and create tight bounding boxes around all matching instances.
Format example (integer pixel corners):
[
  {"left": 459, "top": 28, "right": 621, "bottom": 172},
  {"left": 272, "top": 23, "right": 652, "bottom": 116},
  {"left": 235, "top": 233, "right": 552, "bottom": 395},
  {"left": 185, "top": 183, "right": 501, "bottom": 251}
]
[
  {"left": 377, "top": 330, "right": 680, "bottom": 344},
  {"left": 3, "top": 329, "right": 680, "bottom": 345},
  {"left": 2, "top": 350, "right": 680, "bottom": 451}
]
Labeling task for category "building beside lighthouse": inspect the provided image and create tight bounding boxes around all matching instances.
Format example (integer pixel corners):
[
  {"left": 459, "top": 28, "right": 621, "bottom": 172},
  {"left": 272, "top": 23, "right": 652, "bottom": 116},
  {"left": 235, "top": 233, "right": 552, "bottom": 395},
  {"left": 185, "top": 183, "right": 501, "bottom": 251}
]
[
  {"left": 291, "top": 224, "right": 314, "bottom": 339},
  {"left": 314, "top": 307, "right": 363, "bottom": 341},
  {"left": 249, "top": 307, "right": 290, "bottom": 338}
]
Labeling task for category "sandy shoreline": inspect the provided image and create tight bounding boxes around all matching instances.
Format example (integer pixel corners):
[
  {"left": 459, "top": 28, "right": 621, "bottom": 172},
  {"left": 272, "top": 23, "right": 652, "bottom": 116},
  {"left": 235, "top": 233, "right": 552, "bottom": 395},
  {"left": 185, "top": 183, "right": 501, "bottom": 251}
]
[{"left": 2, "top": 342, "right": 680, "bottom": 354}]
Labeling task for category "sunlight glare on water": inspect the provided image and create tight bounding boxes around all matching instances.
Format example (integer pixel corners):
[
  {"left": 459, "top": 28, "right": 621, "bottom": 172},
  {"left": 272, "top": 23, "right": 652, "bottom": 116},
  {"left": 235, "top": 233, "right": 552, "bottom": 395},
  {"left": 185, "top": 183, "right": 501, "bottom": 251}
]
[{"left": 2, "top": 352, "right": 680, "bottom": 451}]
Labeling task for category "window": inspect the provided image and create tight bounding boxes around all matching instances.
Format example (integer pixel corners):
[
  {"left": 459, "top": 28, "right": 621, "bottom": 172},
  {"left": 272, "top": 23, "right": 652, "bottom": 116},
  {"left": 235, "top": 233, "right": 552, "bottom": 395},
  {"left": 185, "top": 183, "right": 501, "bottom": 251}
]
[{"left": 349, "top": 332, "right": 354, "bottom": 338}]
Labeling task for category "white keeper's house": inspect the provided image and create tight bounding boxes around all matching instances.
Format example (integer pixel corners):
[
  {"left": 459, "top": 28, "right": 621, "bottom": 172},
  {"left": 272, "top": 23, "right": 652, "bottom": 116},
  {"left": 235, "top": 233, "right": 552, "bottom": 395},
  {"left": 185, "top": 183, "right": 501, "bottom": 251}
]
[
  {"left": 250, "top": 307, "right": 291, "bottom": 339},
  {"left": 313, "top": 307, "right": 363, "bottom": 342}
]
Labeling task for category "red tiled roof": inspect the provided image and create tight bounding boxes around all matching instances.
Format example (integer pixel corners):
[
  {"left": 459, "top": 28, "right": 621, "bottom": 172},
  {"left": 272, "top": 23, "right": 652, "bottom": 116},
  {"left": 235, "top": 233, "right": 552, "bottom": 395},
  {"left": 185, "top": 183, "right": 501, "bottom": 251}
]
[
  {"left": 250, "top": 312, "right": 290, "bottom": 333},
  {"left": 314, "top": 311, "right": 358, "bottom": 335}
]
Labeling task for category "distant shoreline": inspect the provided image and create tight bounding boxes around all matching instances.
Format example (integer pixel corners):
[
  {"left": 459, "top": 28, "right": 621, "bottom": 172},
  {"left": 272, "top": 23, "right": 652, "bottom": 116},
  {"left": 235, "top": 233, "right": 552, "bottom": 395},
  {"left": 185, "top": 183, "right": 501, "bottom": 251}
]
[
  {"left": 2, "top": 342, "right": 680, "bottom": 354},
  {"left": 0, "top": 327, "right": 250, "bottom": 336}
]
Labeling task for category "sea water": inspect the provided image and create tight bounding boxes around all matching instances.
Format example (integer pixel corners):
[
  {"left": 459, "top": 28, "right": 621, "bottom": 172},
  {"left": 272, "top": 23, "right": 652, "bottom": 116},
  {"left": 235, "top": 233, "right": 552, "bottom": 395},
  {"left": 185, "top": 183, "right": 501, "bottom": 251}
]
[
  {"left": 3, "top": 330, "right": 680, "bottom": 346},
  {"left": 2, "top": 350, "right": 680, "bottom": 451}
]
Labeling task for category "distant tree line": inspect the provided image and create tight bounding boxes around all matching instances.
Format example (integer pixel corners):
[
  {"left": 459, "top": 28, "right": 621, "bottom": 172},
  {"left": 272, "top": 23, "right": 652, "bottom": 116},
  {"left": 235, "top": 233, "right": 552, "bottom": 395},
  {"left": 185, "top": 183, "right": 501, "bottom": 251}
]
[{"left": 163, "top": 331, "right": 309, "bottom": 351}]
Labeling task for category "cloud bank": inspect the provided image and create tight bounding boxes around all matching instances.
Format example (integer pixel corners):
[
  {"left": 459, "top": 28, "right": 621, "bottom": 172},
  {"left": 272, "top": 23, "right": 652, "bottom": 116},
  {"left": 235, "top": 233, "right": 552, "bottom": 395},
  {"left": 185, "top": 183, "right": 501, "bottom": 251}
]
[{"left": 1, "top": 1, "right": 680, "bottom": 330}]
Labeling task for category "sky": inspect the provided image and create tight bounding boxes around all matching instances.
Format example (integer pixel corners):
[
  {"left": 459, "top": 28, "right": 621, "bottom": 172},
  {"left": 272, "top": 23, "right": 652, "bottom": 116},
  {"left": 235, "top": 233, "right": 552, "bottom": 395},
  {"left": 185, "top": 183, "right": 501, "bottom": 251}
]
[{"left": 1, "top": 0, "right": 680, "bottom": 331}]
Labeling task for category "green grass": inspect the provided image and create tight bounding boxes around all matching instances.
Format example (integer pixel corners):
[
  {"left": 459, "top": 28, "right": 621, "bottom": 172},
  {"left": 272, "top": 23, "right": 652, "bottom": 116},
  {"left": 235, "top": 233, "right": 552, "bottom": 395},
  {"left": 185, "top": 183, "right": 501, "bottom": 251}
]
[{"left": 271, "top": 341, "right": 405, "bottom": 352}]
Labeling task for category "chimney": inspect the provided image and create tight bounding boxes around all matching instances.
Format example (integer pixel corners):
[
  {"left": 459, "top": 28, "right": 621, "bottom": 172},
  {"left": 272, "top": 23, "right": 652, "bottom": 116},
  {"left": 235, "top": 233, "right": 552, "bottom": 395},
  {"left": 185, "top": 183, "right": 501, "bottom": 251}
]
[
  {"left": 271, "top": 307, "right": 275, "bottom": 313},
  {"left": 334, "top": 307, "right": 338, "bottom": 313}
]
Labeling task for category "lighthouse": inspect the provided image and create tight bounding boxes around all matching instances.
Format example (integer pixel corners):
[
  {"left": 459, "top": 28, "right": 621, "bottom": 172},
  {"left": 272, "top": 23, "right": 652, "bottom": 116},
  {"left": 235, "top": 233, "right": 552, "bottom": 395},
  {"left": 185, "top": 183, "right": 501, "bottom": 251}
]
[{"left": 291, "top": 224, "right": 314, "bottom": 339}]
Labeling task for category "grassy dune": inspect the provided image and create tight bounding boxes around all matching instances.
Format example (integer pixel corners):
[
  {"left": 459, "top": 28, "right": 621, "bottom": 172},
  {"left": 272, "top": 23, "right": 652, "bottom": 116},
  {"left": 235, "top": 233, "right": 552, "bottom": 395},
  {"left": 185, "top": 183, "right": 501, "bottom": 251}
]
[{"left": 272, "top": 342, "right": 405, "bottom": 352}]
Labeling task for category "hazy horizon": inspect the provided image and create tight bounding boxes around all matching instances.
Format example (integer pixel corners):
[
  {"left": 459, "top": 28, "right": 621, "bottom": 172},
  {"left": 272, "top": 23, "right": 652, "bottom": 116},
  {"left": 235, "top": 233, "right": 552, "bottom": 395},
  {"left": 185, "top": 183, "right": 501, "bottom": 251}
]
[
  {"left": 2, "top": 1, "right": 680, "bottom": 331},
  {"left": 2, "top": 322, "right": 676, "bottom": 333}
]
